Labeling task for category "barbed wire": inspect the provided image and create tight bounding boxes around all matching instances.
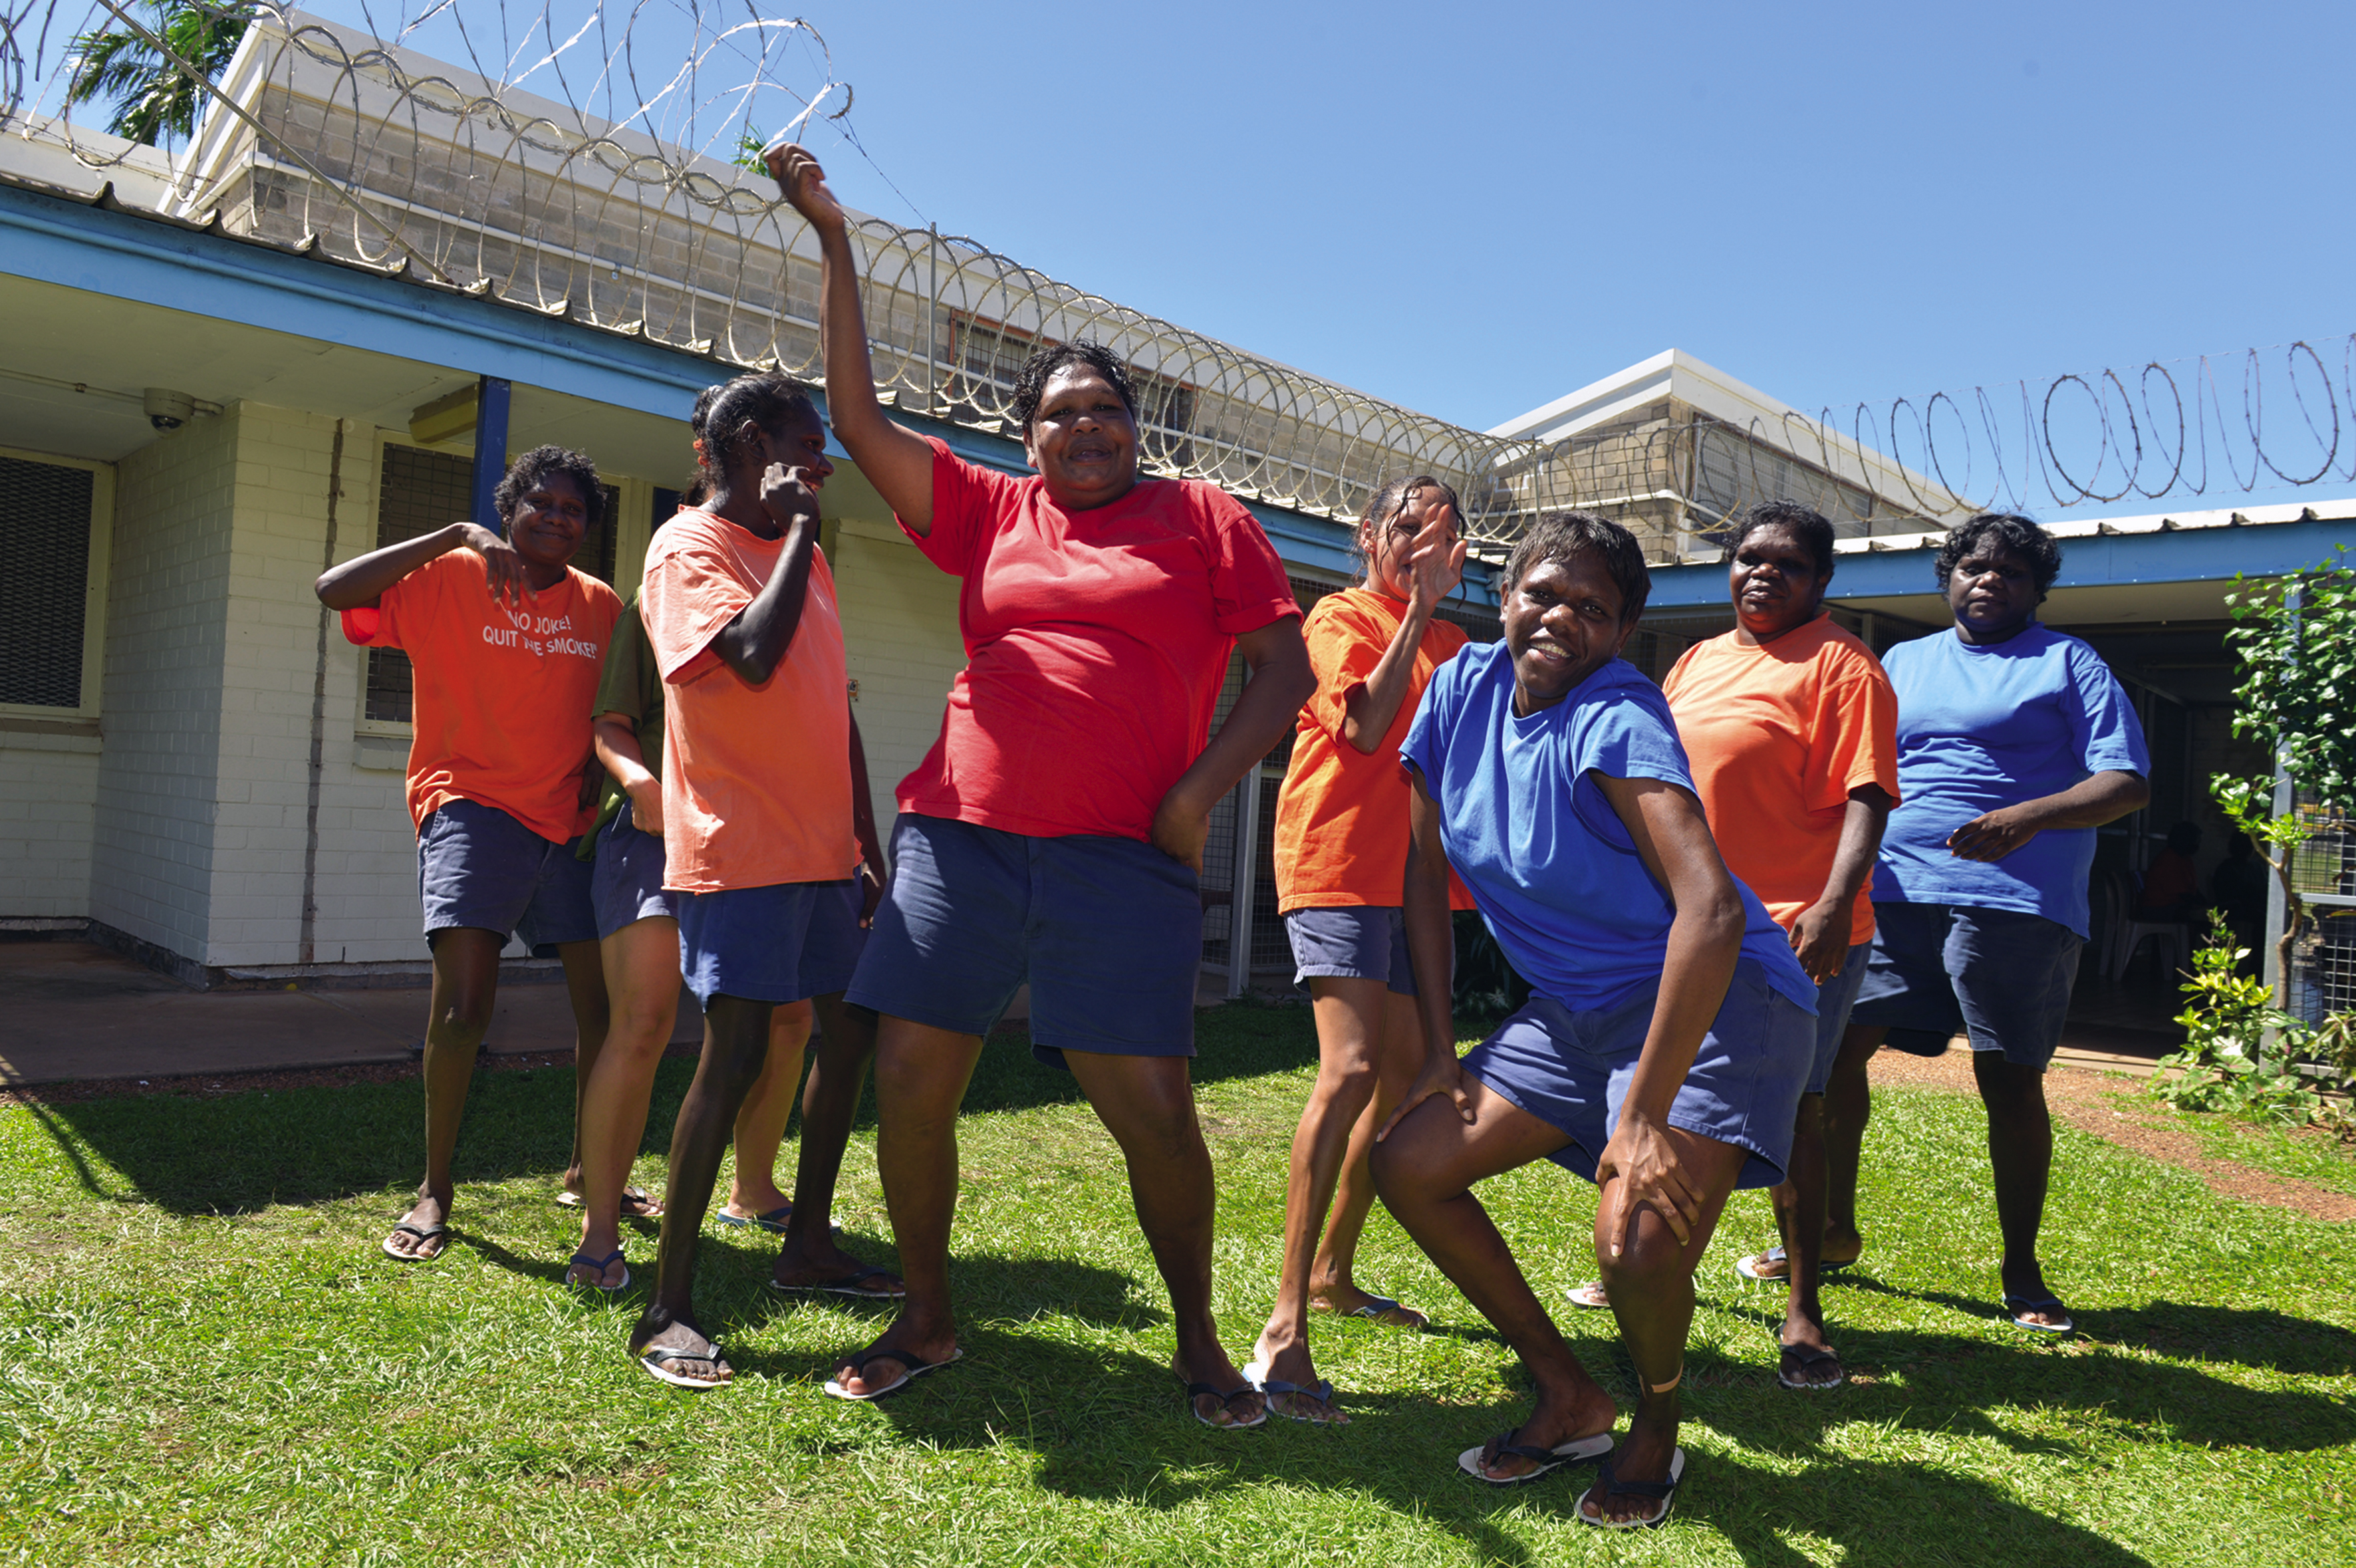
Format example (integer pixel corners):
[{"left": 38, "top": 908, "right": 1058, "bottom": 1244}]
[{"left": 3, "top": 1, "right": 2350, "bottom": 561}]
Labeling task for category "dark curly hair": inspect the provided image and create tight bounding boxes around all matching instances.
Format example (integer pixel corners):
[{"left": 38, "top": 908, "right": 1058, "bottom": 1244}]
[
  {"left": 493, "top": 444, "right": 600, "bottom": 528},
  {"left": 1010, "top": 340, "right": 1139, "bottom": 435},
  {"left": 1356, "top": 473, "right": 1463, "bottom": 577},
  {"left": 1934, "top": 512, "right": 2063, "bottom": 601},
  {"left": 1503, "top": 511, "right": 1650, "bottom": 624},
  {"left": 1729, "top": 499, "right": 1836, "bottom": 577},
  {"left": 698, "top": 372, "right": 821, "bottom": 485}
]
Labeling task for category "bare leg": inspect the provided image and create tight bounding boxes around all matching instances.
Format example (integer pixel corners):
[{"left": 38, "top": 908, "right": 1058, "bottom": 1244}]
[
  {"left": 725, "top": 999, "right": 812, "bottom": 1218},
  {"left": 1311, "top": 987, "right": 1428, "bottom": 1318},
  {"left": 386, "top": 926, "right": 503, "bottom": 1259},
  {"left": 570, "top": 917, "right": 678, "bottom": 1287},
  {"left": 1769, "top": 1093, "right": 1838, "bottom": 1382},
  {"left": 1253, "top": 978, "right": 1411, "bottom": 1421},
  {"left": 628, "top": 993, "right": 774, "bottom": 1378},
  {"left": 1581, "top": 1126, "right": 1748, "bottom": 1525},
  {"left": 557, "top": 936, "right": 612, "bottom": 1193},
  {"left": 827, "top": 1015, "right": 984, "bottom": 1398},
  {"left": 1371, "top": 1079, "right": 1618, "bottom": 1478},
  {"left": 773, "top": 996, "right": 904, "bottom": 1289},
  {"left": 1819, "top": 1022, "right": 1884, "bottom": 1263},
  {"left": 1974, "top": 1051, "right": 2065, "bottom": 1325},
  {"left": 1050, "top": 1049, "right": 1260, "bottom": 1426}
]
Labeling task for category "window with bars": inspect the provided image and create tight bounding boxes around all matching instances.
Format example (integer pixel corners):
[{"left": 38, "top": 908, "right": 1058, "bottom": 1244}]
[
  {"left": 364, "top": 446, "right": 620, "bottom": 724},
  {"left": 0, "top": 454, "right": 96, "bottom": 710}
]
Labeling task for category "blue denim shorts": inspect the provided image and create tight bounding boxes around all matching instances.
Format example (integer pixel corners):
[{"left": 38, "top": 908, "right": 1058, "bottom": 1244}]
[
  {"left": 676, "top": 879, "right": 865, "bottom": 1007},
  {"left": 416, "top": 797, "right": 596, "bottom": 952},
  {"left": 591, "top": 801, "right": 678, "bottom": 940},
  {"left": 1805, "top": 940, "right": 1874, "bottom": 1095},
  {"left": 1459, "top": 957, "right": 1814, "bottom": 1190},
  {"left": 1285, "top": 905, "right": 1419, "bottom": 995},
  {"left": 1851, "top": 901, "right": 2082, "bottom": 1067},
  {"left": 847, "top": 813, "right": 1202, "bottom": 1070}
]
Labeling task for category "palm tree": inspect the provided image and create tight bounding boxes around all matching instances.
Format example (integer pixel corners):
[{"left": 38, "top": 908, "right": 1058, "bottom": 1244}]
[{"left": 65, "top": 0, "right": 249, "bottom": 148}]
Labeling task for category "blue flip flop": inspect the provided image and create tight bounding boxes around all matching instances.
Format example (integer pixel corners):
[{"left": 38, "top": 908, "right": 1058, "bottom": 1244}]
[
  {"left": 1242, "top": 1358, "right": 1341, "bottom": 1424},
  {"left": 716, "top": 1204, "right": 792, "bottom": 1234},
  {"left": 1578, "top": 1448, "right": 1686, "bottom": 1527},
  {"left": 1736, "top": 1245, "right": 1856, "bottom": 1282},
  {"left": 1458, "top": 1425, "right": 1615, "bottom": 1483},
  {"left": 2002, "top": 1293, "right": 2076, "bottom": 1334},
  {"left": 565, "top": 1247, "right": 630, "bottom": 1294}
]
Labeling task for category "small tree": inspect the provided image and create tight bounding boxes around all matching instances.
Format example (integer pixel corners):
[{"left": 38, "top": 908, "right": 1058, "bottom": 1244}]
[
  {"left": 2212, "top": 543, "right": 2356, "bottom": 1009},
  {"left": 65, "top": 0, "right": 250, "bottom": 149}
]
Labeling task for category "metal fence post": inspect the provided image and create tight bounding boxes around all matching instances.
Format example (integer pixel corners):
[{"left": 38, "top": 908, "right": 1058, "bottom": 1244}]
[{"left": 1226, "top": 763, "right": 1263, "bottom": 1000}]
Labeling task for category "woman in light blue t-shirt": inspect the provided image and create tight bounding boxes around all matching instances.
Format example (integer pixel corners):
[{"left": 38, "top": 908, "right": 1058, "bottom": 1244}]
[{"left": 1825, "top": 514, "right": 2148, "bottom": 1336}]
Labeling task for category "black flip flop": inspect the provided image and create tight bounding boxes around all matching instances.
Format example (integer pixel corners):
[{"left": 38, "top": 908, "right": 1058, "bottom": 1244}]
[
  {"left": 1458, "top": 1426, "right": 1615, "bottom": 1483},
  {"left": 824, "top": 1345, "right": 962, "bottom": 1401},
  {"left": 766, "top": 1263, "right": 905, "bottom": 1300},
  {"left": 1775, "top": 1336, "right": 1845, "bottom": 1390},
  {"left": 381, "top": 1220, "right": 448, "bottom": 1262},
  {"left": 1578, "top": 1448, "right": 1687, "bottom": 1529},
  {"left": 1182, "top": 1380, "right": 1268, "bottom": 1430}
]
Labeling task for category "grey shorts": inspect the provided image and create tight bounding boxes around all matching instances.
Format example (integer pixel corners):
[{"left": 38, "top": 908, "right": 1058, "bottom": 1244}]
[
  {"left": 416, "top": 797, "right": 596, "bottom": 953},
  {"left": 590, "top": 801, "right": 677, "bottom": 940},
  {"left": 1285, "top": 905, "right": 1417, "bottom": 995},
  {"left": 1461, "top": 957, "right": 1814, "bottom": 1191},
  {"left": 1851, "top": 902, "right": 2082, "bottom": 1067}
]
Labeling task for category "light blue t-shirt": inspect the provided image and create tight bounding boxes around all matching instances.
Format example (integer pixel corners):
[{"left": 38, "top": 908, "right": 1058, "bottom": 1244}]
[
  {"left": 1871, "top": 623, "right": 2149, "bottom": 938},
  {"left": 1401, "top": 641, "right": 1817, "bottom": 1015}
]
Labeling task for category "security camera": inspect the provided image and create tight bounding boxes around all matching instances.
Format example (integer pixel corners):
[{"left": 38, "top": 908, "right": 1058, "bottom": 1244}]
[{"left": 144, "top": 388, "right": 194, "bottom": 430}]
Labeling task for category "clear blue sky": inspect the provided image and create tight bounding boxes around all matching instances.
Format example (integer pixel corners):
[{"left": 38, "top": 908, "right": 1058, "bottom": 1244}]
[{"left": 142, "top": 1, "right": 2356, "bottom": 507}]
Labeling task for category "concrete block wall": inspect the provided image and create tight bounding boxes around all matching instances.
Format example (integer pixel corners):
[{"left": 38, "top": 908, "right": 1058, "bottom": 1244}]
[
  {"left": 0, "top": 729, "right": 99, "bottom": 916},
  {"left": 90, "top": 406, "right": 239, "bottom": 956}
]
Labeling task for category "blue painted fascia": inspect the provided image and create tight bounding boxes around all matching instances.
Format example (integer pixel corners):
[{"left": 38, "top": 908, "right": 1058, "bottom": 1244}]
[{"left": 1644, "top": 516, "right": 2356, "bottom": 610}]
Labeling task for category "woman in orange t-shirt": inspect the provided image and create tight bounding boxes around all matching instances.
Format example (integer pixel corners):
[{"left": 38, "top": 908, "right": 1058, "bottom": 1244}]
[
  {"left": 1565, "top": 501, "right": 1897, "bottom": 1394},
  {"left": 1247, "top": 476, "right": 1475, "bottom": 1422}
]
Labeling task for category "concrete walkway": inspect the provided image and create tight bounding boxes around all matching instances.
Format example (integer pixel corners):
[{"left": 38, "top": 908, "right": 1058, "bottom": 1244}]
[{"left": 0, "top": 941, "right": 702, "bottom": 1086}]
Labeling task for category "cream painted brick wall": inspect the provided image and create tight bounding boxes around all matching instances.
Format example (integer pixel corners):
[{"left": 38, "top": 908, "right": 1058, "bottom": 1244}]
[
  {"left": 0, "top": 733, "right": 98, "bottom": 916},
  {"left": 206, "top": 409, "right": 419, "bottom": 965},
  {"left": 90, "top": 406, "right": 239, "bottom": 956}
]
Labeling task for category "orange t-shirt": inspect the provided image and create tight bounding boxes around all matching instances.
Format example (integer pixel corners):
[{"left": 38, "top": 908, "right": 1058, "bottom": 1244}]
[
  {"left": 640, "top": 509, "right": 856, "bottom": 893},
  {"left": 342, "top": 551, "right": 620, "bottom": 843},
  {"left": 1274, "top": 587, "right": 1478, "bottom": 912},
  {"left": 1661, "top": 613, "right": 1900, "bottom": 947}
]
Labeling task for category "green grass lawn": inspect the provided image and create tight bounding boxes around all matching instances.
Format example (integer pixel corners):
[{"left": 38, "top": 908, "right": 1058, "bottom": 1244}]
[{"left": 2, "top": 1002, "right": 2352, "bottom": 1566}]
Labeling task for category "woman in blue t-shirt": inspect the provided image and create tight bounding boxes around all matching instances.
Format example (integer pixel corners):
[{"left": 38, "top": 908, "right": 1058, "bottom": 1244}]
[
  {"left": 1823, "top": 514, "right": 2148, "bottom": 1335},
  {"left": 1373, "top": 511, "right": 1817, "bottom": 1530}
]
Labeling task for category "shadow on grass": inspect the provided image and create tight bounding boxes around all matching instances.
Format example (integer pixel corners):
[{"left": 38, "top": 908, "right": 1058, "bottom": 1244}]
[
  {"left": 19, "top": 1002, "right": 1324, "bottom": 1217},
  {"left": 788, "top": 1328, "right": 2168, "bottom": 1568}
]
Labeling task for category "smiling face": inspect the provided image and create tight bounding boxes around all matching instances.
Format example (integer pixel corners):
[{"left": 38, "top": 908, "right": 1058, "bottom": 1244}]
[
  {"left": 1728, "top": 522, "right": 1829, "bottom": 643},
  {"left": 1022, "top": 365, "right": 1139, "bottom": 511},
  {"left": 507, "top": 472, "right": 590, "bottom": 571},
  {"left": 1361, "top": 484, "right": 1456, "bottom": 599},
  {"left": 748, "top": 407, "right": 836, "bottom": 491},
  {"left": 1946, "top": 540, "right": 2040, "bottom": 644},
  {"left": 1502, "top": 551, "right": 1637, "bottom": 715}
]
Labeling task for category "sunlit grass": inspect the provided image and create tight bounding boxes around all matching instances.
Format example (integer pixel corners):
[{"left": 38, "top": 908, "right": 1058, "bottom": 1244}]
[{"left": 1, "top": 1003, "right": 2350, "bottom": 1565}]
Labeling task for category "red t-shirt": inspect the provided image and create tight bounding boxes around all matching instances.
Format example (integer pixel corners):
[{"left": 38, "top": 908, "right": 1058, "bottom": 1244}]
[
  {"left": 895, "top": 438, "right": 1299, "bottom": 841},
  {"left": 342, "top": 551, "right": 621, "bottom": 843}
]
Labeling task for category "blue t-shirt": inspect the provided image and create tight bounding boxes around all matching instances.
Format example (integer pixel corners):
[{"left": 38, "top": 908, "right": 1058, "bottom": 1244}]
[
  {"left": 1401, "top": 641, "right": 1817, "bottom": 1015},
  {"left": 1871, "top": 623, "right": 2149, "bottom": 937}
]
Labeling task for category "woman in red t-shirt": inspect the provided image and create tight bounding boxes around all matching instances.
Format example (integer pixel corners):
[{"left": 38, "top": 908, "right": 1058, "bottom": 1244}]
[
  {"left": 1246, "top": 476, "right": 1472, "bottom": 1422},
  {"left": 776, "top": 144, "right": 1316, "bottom": 1421}
]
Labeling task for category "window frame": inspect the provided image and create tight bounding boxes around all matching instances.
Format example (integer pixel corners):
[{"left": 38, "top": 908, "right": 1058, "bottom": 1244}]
[{"left": 0, "top": 443, "right": 114, "bottom": 725}]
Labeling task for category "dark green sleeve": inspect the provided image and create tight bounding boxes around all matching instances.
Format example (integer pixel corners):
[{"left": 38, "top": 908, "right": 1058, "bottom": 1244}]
[{"left": 581, "top": 591, "right": 664, "bottom": 860}]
